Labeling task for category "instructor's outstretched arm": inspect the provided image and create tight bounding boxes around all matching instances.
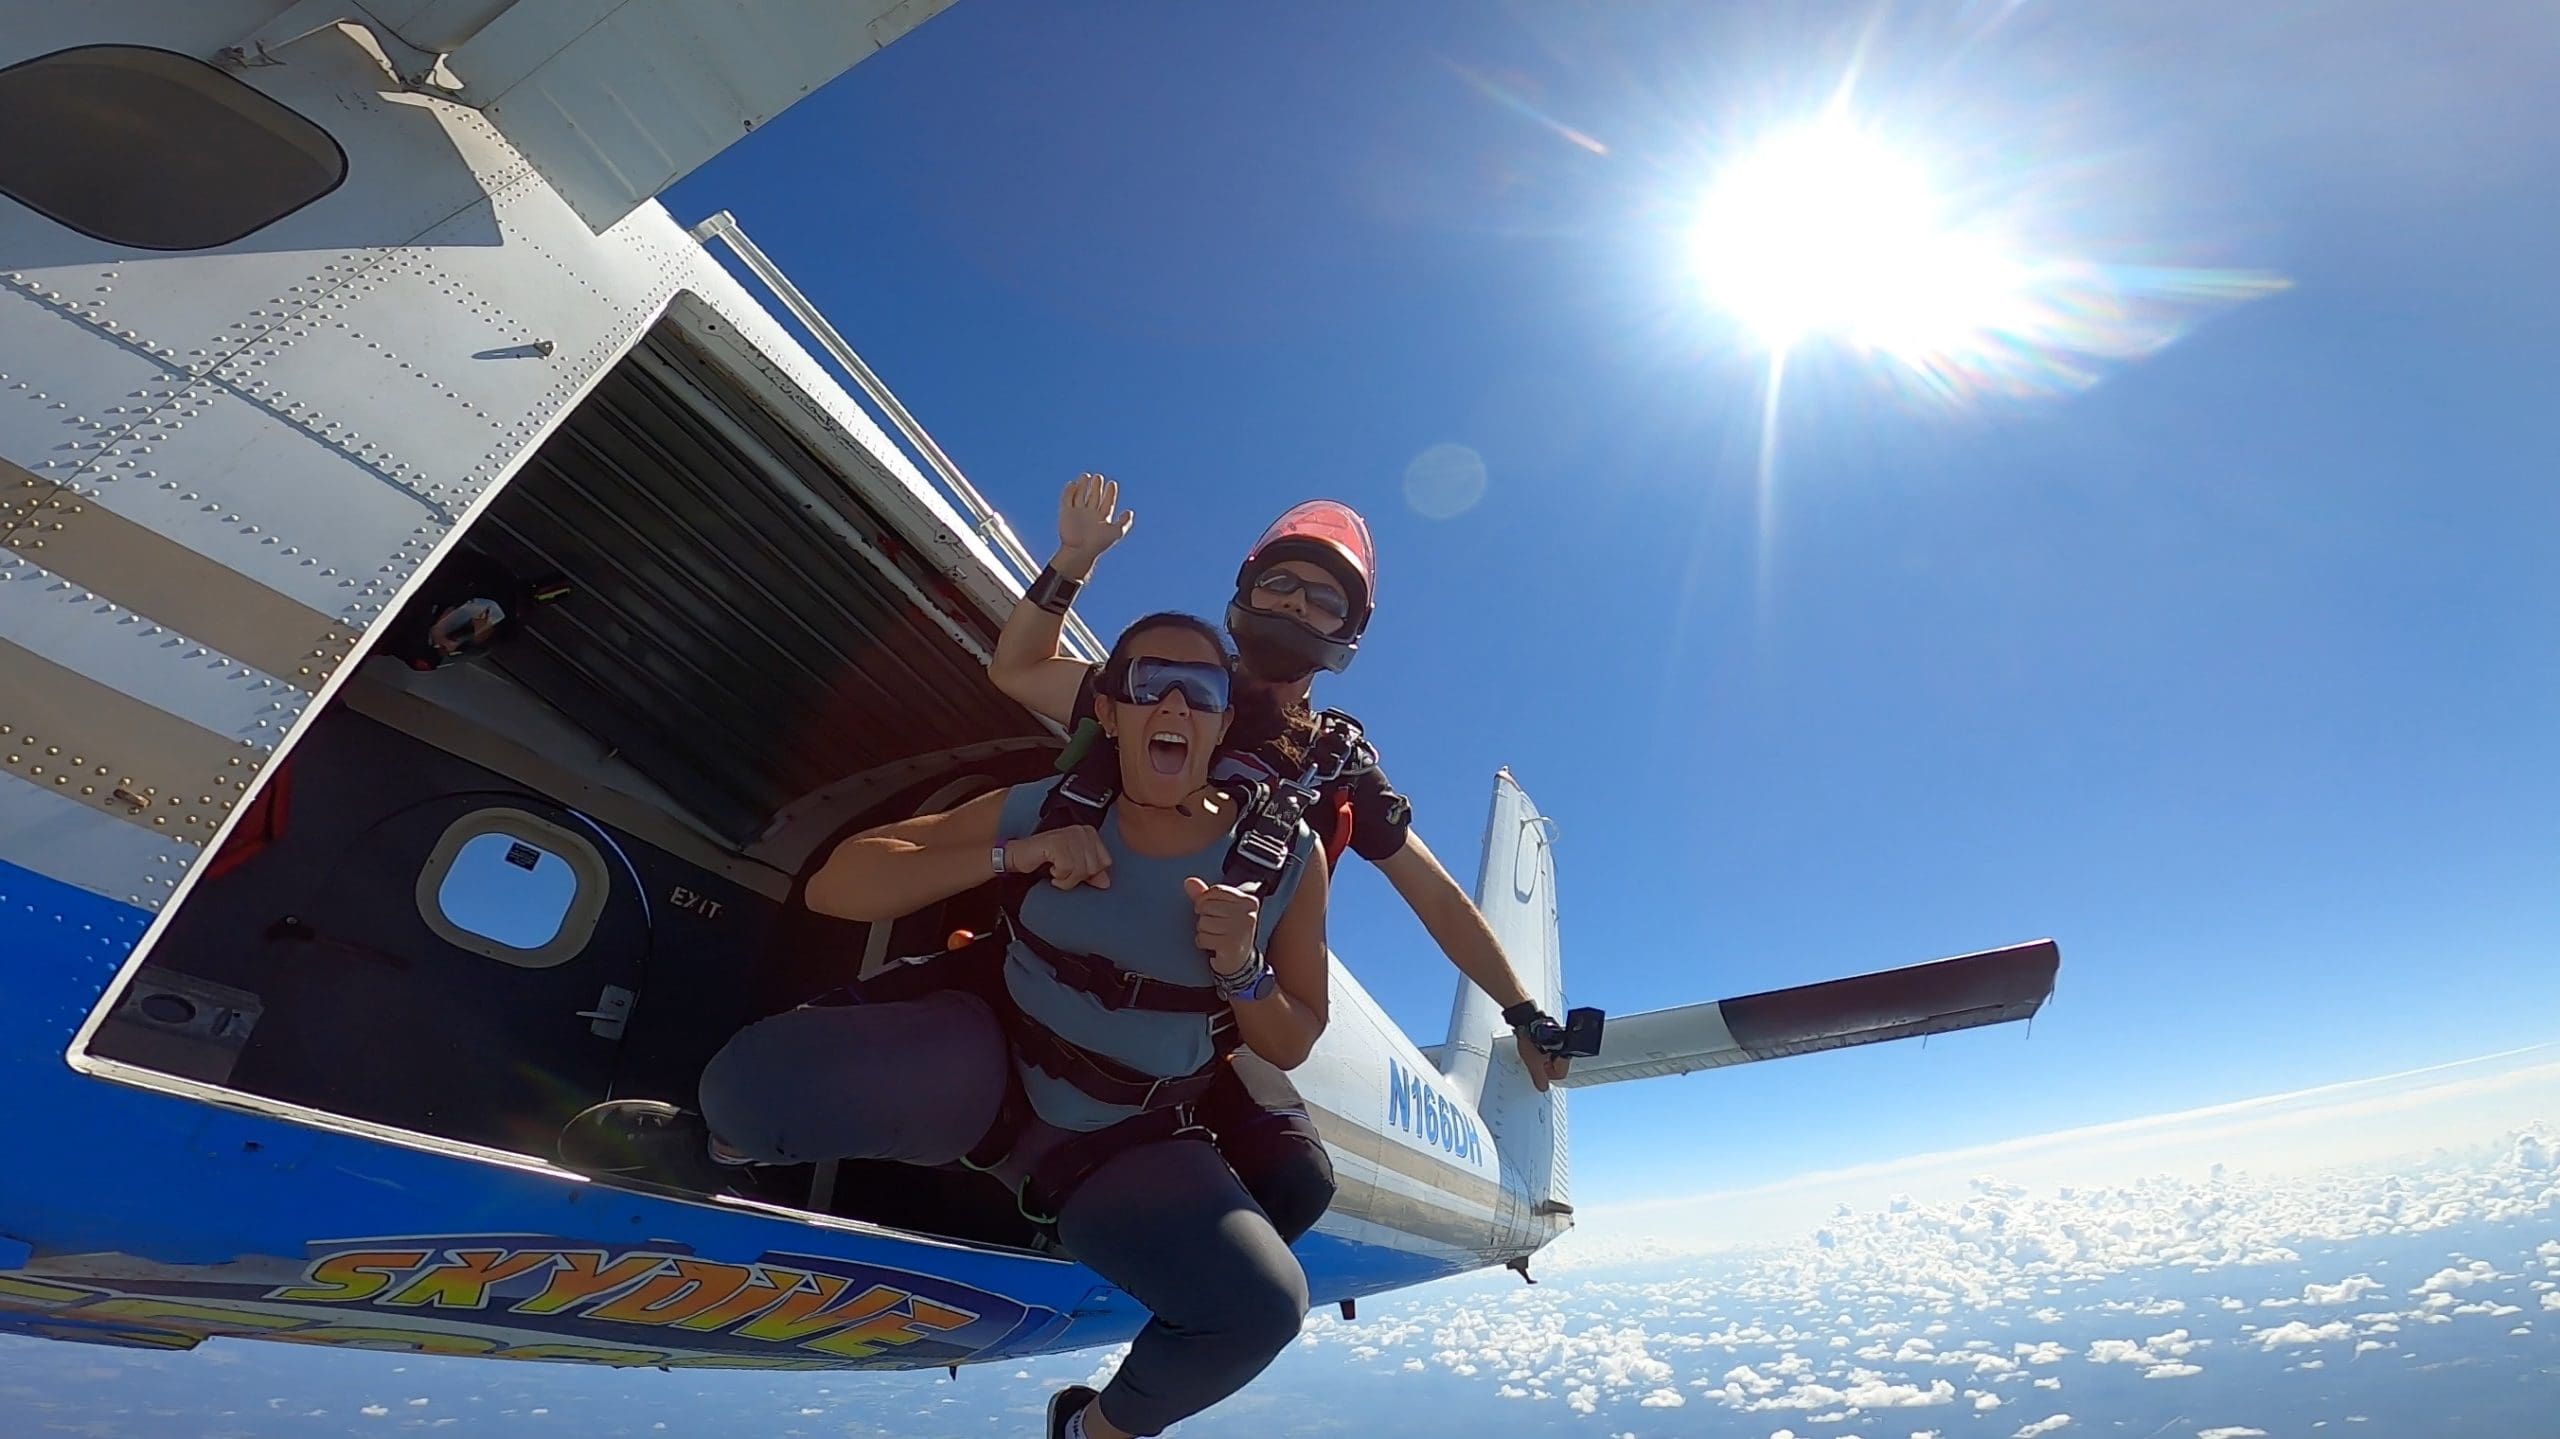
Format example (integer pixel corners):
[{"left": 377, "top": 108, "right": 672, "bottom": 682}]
[
  {"left": 990, "top": 473, "right": 1132, "bottom": 724},
  {"left": 1376, "top": 832, "right": 1571, "bottom": 1089}
]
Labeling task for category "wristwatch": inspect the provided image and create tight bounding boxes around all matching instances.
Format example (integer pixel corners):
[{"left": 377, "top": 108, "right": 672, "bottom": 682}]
[{"left": 1219, "top": 955, "right": 1278, "bottom": 1003}]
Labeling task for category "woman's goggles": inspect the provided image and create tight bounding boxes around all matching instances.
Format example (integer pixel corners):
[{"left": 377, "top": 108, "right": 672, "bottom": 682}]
[
  {"left": 1251, "top": 568, "right": 1350, "bottom": 620},
  {"left": 1112, "top": 657, "right": 1232, "bottom": 713}
]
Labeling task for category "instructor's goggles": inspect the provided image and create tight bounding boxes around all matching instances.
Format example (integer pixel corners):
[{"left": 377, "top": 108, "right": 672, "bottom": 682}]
[
  {"left": 1250, "top": 568, "right": 1351, "bottom": 621},
  {"left": 1112, "top": 658, "right": 1232, "bottom": 713}
]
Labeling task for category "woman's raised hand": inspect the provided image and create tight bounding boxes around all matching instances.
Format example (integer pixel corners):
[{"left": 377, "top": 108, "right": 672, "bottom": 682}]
[
  {"left": 1183, "top": 876, "right": 1263, "bottom": 976},
  {"left": 1057, "top": 473, "right": 1135, "bottom": 569},
  {"left": 1007, "top": 826, "right": 1113, "bottom": 890}
]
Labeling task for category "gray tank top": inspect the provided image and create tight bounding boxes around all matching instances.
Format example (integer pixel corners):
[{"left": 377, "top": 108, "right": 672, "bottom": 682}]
[{"left": 995, "top": 776, "right": 1313, "bottom": 1133}]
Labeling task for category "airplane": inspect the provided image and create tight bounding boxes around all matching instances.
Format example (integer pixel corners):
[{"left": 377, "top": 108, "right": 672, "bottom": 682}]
[{"left": 0, "top": 1, "right": 2060, "bottom": 1372}]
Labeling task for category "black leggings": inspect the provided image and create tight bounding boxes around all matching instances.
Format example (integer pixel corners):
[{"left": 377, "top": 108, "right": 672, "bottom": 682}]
[{"left": 697, "top": 993, "right": 1309, "bottom": 1437}]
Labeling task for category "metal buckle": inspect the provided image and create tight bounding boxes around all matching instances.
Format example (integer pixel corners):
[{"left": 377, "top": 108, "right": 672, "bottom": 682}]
[
  {"left": 1139, "top": 1074, "right": 1169, "bottom": 1110},
  {"left": 1233, "top": 827, "right": 1291, "bottom": 873},
  {"left": 1056, "top": 772, "right": 1113, "bottom": 813},
  {"left": 1110, "top": 971, "right": 1146, "bottom": 1011}
]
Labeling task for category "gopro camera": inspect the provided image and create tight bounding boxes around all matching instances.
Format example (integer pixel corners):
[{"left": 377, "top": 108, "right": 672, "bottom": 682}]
[{"left": 1559, "top": 1007, "right": 1606, "bottom": 1059}]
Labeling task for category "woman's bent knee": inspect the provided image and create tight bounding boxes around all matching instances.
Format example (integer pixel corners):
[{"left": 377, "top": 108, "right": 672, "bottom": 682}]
[
  {"left": 1230, "top": 1252, "right": 1311, "bottom": 1358},
  {"left": 698, "top": 993, "right": 1007, "bottom": 1166}
]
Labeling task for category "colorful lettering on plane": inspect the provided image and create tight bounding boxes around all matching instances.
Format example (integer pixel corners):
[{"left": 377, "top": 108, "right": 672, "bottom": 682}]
[
  {"left": 1385, "top": 1058, "right": 1485, "bottom": 1167},
  {"left": 0, "top": 1237, "right": 1068, "bottom": 1371}
]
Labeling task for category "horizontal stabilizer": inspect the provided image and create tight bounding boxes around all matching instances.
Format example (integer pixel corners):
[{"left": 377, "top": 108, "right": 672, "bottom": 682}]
[{"left": 1556, "top": 940, "right": 2059, "bottom": 1089}]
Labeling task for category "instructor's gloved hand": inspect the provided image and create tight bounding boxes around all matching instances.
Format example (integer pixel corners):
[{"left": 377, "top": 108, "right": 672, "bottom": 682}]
[{"left": 1514, "top": 1028, "right": 1571, "bottom": 1092}]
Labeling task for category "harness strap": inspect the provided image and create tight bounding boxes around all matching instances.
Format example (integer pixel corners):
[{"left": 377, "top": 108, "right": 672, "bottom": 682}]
[
  {"left": 1006, "top": 917, "right": 1229, "bottom": 1014},
  {"left": 962, "top": 1069, "right": 1029, "bottom": 1173},
  {"left": 1017, "top": 1104, "right": 1209, "bottom": 1224},
  {"left": 1010, "top": 1019, "right": 1229, "bottom": 1111}
]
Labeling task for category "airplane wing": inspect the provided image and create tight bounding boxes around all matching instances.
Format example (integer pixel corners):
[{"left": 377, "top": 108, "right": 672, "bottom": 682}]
[{"left": 1554, "top": 940, "right": 2059, "bottom": 1089}]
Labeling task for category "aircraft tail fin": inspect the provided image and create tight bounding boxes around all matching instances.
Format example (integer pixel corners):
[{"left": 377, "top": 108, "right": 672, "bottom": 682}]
[
  {"left": 1459, "top": 769, "right": 1570, "bottom": 1210},
  {"left": 1554, "top": 940, "right": 2059, "bottom": 1089}
]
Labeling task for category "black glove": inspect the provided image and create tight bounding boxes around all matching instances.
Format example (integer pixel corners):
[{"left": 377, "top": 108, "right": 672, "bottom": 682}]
[{"left": 1503, "top": 1001, "right": 1568, "bottom": 1057}]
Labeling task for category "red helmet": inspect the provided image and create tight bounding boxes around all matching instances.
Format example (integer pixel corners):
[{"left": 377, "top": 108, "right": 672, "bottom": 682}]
[{"left": 1228, "top": 500, "right": 1377, "bottom": 677}]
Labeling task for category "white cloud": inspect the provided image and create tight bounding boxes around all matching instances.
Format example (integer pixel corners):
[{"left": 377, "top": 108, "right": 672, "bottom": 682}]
[
  {"left": 2014, "top": 1342, "right": 2070, "bottom": 1365},
  {"left": 1841, "top": 1377, "right": 1956, "bottom": 1410},
  {"left": 2013, "top": 1417, "right": 2073, "bottom": 1438},
  {"left": 406, "top": 1399, "right": 429, "bottom": 1408},
  {"left": 2413, "top": 1261, "right": 2503, "bottom": 1296},
  {"left": 1401, "top": 1359, "right": 1425, "bottom": 1373},
  {"left": 1641, "top": 1389, "right": 1687, "bottom": 1408},
  {"left": 2303, "top": 1275, "right": 2384, "bottom": 1305},
  {"left": 1972, "top": 1392, "right": 2004, "bottom": 1411},
  {"left": 360, "top": 1407, "right": 388, "bottom": 1419},
  {"left": 2144, "top": 1363, "right": 2203, "bottom": 1379},
  {"left": 2197, "top": 1430, "right": 2268, "bottom": 1439},
  {"left": 2256, "top": 1320, "right": 2354, "bottom": 1349},
  {"left": 2543, "top": 1293, "right": 2560, "bottom": 1312},
  {"left": 2033, "top": 1377, "right": 2063, "bottom": 1390}
]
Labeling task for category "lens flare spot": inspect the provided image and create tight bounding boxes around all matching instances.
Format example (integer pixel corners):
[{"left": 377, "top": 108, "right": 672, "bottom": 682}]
[{"left": 1403, "top": 443, "right": 1488, "bottom": 520}]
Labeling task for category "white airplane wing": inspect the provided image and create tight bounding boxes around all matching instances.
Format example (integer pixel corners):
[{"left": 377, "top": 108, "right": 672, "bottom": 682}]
[{"left": 1555, "top": 940, "right": 2059, "bottom": 1089}]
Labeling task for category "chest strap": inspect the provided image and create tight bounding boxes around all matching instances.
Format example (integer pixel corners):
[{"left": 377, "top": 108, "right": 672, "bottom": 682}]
[
  {"left": 1005, "top": 916, "right": 1230, "bottom": 1014},
  {"left": 1010, "top": 1017, "right": 1235, "bottom": 1112}
]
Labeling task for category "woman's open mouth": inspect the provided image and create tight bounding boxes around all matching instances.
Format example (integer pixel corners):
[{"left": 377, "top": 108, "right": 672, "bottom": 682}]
[{"left": 1146, "top": 729, "right": 1190, "bottom": 777}]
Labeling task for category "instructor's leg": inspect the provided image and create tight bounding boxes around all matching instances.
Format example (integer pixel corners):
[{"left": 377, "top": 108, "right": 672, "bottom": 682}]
[
  {"left": 1054, "top": 1138, "right": 1310, "bottom": 1437},
  {"left": 698, "top": 991, "right": 1008, "bottom": 1166},
  {"left": 1204, "top": 1053, "right": 1337, "bottom": 1245}
]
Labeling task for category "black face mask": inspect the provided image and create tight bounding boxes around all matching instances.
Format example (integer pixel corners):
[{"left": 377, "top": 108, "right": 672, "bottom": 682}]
[
  {"left": 1234, "top": 630, "right": 1319, "bottom": 683},
  {"left": 1229, "top": 613, "right": 1325, "bottom": 682}
]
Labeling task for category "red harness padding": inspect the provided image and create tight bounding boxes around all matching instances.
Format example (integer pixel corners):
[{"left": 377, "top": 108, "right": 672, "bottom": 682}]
[{"left": 1322, "top": 786, "right": 1354, "bottom": 868}]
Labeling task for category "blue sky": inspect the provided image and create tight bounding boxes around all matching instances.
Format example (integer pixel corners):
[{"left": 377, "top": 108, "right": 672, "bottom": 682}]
[{"left": 668, "top": 0, "right": 2560, "bottom": 1214}]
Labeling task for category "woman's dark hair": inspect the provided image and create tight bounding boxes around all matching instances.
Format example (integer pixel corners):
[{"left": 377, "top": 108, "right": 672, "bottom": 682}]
[
  {"left": 1098, "top": 611, "right": 1229, "bottom": 685},
  {"left": 1093, "top": 612, "right": 1307, "bottom": 772}
]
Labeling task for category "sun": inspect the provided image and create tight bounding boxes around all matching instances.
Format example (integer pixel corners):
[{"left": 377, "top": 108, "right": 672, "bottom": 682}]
[{"left": 1689, "top": 118, "right": 2026, "bottom": 359}]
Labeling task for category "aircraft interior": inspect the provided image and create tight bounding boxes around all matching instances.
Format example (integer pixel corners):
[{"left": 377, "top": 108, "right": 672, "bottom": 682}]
[{"left": 82, "top": 308, "right": 1069, "bottom": 1254}]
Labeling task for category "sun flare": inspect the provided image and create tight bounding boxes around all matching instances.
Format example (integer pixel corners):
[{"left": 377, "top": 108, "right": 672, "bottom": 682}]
[
  {"left": 1686, "top": 114, "right": 2286, "bottom": 403},
  {"left": 1690, "top": 119, "right": 2023, "bottom": 356}
]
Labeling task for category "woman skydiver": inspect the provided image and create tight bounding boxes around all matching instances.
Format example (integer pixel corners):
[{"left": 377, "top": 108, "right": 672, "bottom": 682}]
[
  {"left": 564, "top": 613, "right": 1330, "bottom": 1439},
  {"left": 990, "top": 477, "right": 1575, "bottom": 1250}
]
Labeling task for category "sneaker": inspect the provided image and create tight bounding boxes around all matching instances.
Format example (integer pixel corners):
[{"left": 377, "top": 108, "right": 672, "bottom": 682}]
[
  {"left": 558, "top": 1100, "right": 732, "bottom": 1194},
  {"left": 1046, "top": 1385, "right": 1098, "bottom": 1439}
]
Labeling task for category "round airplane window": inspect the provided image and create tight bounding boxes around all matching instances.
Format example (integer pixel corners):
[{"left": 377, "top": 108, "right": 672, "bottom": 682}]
[
  {"left": 415, "top": 809, "right": 611, "bottom": 968},
  {"left": 437, "top": 832, "right": 582, "bottom": 951}
]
